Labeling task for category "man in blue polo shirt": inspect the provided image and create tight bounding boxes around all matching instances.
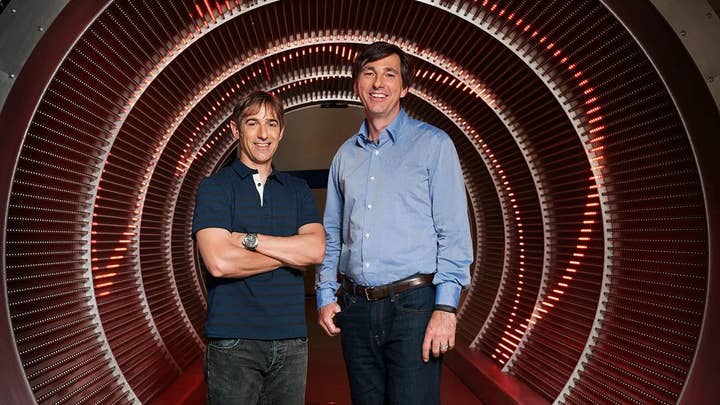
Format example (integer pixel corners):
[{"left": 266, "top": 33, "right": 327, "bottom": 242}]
[
  {"left": 193, "top": 90, "right": 325, "bottom": 405},
  {"left": 316, "top": 42, "right": 473, "bottom": 404}
]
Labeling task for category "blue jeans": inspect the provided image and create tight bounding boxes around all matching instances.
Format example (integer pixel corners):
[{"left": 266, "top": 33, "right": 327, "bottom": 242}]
[
  {"left": 205, "top": 337, "right": 308, "bottom": 405},
  {"left": 336, "top": 284, "right": 441, "bottom": 405}
]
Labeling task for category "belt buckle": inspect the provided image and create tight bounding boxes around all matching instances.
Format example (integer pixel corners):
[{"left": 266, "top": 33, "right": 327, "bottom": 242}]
[{"left": 364, "top": 287, "right": 374, "bottom": 301}]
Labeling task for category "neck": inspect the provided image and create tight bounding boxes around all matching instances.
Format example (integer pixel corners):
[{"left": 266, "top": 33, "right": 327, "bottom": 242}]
[
  {"left": 365, "top": 109, "right": 400, "bottom": 142},
  {"left": 366, "top": 123, "right": 383, "bottom": 143},
  {"left": 239, "top": 156, "right": 272, "bottom": 182},
  {"left": 255, "top": 166, "right": 272, "bottom": 182}
]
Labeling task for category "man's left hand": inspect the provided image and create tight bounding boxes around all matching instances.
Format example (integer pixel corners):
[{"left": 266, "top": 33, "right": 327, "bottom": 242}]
[{"left": 422, "top": 310, "right": 457, "bottom": 362}]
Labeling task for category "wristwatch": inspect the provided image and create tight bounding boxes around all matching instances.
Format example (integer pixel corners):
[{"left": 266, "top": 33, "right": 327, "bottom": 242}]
[{"left": 242, "top": 233, "right": 259, "bottom": 251}]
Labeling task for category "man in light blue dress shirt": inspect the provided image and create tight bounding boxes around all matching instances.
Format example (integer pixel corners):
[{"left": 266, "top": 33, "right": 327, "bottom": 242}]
[{"left": 316, "top": 42, "right": 473, "bottom": 404}]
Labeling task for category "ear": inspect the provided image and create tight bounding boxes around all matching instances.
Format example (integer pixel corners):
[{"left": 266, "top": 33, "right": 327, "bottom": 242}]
[
  {"left": 230, "top": 120, "right": 240, "bottom": 140},
  {"left": 353, "top": 80, "right": 359, "bottom": 96},
  {"left": 400, "top": 86, "right": 409, "bottom": 98},
  {"left": 278, "top": 127, "right": 285, "bottom": 142}
]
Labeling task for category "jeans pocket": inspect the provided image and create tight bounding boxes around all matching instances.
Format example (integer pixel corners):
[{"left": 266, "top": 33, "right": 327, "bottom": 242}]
[
  {"left": 339, "top": 291, "right": 357, "bottom": 312},
  {"left": 207, "top": 338, "right": 241, "bottom": 349}
]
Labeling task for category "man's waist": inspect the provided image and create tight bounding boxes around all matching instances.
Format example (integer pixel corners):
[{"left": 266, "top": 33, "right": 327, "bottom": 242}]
[{"left": 339, "top": 273, "right": 435, "bottom": 301}]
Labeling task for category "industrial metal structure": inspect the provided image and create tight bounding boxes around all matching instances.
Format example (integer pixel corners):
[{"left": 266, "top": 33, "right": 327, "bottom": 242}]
[{"left": 1, "top": 1, "right": 718, "bottom": 403}]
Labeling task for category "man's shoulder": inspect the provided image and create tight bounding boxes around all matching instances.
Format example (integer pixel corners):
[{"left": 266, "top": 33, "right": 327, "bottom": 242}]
[
  {"left": 275, "top": 171, "right": 313, "bottom": 193},
  {"left": 404, "top": 116, "right": 451, "bottom": 143},
  {"left": 330, "top": 135, "right": 362, "bottom": 162},
  {"left": 198, "top": 166, "right": 237, "bottom": 189},
  {"left": 338, "top": 134, "right": 360, "bottom": 151}
]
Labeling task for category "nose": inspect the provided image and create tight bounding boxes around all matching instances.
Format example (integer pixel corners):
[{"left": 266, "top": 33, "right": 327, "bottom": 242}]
[
  {"left": 257, "top": 123, "right": 269, "bottom": 139},
  {"left": 372, "top": 74, "right": 384, "bottom": 88}
]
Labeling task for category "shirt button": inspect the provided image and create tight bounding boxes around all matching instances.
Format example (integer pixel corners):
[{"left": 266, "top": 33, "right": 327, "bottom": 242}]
[
  {"left": 367, "top": 204, "right": 372, "bottom": 209},
  {"left": 365, "top": 263, "right": 370, "bottom": 268},
  {"left": 370, "top": 176, "right": 375, "bottom": 181},
  {"left": 365, "top": 233, "right": 370, "bottom": 238},
  {"left": 374, "top": 150, "right": 379, "bottom": 155}
]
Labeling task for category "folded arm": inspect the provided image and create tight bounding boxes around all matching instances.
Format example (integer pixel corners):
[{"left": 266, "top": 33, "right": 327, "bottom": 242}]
[
  {"left": 196, "top": 227, "right": 283, "bottom": 278},
  {"left": 233, "top": 222, "right": 325, "bottom": 270}
]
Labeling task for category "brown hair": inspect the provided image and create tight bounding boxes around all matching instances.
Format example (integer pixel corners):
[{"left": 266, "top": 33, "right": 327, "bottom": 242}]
[
  {"left": 232, "top": 90, "right": 285, "bottom": 129},
  {"left": 352, "top": 41, "right": 414, "bottom": 88}
]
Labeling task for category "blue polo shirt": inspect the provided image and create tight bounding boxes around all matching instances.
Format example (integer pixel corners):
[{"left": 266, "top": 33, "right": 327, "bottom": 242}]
[{"left": 192, "top": 159, "right": 320, "bottom": 340}]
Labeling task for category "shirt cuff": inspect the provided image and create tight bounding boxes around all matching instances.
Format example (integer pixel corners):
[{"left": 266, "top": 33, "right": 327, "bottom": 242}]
[
  {"left": 434, "top": 282, "right": 462, "bottom": 308},
  {"left": 316, "top": 288, "right": 338, "bottom": 309}
]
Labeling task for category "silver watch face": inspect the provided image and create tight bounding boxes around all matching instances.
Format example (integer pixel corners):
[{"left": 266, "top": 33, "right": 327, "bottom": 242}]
[{"left": 243, "top": 233, "right": 258, "bottom": 249}]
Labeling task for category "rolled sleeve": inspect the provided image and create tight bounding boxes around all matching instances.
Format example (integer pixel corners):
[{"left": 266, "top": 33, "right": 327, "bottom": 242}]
[
  {"left": 430, "top": 136, "right": 473, "bottom": 308},
  {"left": 315, "top": 156, "right": 343, "bottom": 308}
]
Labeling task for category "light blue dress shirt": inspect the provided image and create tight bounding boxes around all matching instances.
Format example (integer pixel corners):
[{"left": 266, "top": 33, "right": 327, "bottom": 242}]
[{"left": 316, "top": 109, "right": 473, "bottom": 309}]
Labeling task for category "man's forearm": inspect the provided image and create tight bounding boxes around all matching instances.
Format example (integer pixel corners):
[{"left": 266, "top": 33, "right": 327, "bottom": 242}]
[
  {"left": 221, "top": 251, "right": 284, "bottom": 277},
  {"left": 254, "top": 233, "right": 325, "bottom": 267},
  {"left": 232, "top": 223, "right": 325, "bottom": 269},
  {"left": 196, "top": 227, "right": 283, "bottom": 278}
]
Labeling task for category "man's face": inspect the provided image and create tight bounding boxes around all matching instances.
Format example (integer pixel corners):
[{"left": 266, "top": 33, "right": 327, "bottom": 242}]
[
  {"left": 354, "top": 53, "right": 409, "bottom": 121},
  {"left": 231, "top": 102, "right": 284, "bottom": 168}
]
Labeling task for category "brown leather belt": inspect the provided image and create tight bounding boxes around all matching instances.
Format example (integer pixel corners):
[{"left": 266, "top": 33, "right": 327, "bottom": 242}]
[{"left": 341, "top": 273, "right": 434, "bottom": 301}]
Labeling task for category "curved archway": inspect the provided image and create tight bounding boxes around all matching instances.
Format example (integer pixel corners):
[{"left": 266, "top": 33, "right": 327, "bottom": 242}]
[{"left": 1, "top": 1, "right": 718, "bottom": 403}]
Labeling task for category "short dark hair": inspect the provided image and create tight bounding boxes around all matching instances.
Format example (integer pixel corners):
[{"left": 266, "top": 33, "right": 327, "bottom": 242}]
[
  {"left": 232, "top": 90, "right": 285, "bottom": 129},
  {"left": 352, "top": 41, "right": 414, "bottom": 88}
]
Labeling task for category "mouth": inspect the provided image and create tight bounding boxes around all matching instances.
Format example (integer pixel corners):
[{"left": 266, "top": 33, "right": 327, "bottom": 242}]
[
  {"left": 254, "top": 142, "right": 272, "bottom": 149},
  {"left": 369, "top": 92, "right": 388, "bottom": 100}
]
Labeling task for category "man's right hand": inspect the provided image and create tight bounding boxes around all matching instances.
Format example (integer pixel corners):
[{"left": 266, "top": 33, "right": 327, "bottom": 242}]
[{"left": 318, "top": 302, "right": 342, "bottom": 336}]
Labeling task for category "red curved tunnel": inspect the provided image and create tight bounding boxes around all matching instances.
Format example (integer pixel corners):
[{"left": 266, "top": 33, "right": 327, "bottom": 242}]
[{"left": 1, "top": 1, "right": 719, "bottom": 403}]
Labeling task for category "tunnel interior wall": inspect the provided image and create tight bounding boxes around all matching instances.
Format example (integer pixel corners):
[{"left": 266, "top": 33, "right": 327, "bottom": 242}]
[{"left": 1, "top": 0, "right": 719, "bottom": 403}]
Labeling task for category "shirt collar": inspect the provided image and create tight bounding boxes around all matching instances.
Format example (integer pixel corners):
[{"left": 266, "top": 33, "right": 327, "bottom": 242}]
[
  {"left": 230, "top": 159, "right": 285, "bottom": 184},
  {"left": 356, "top": 108, "right": 408, "bottom": 147}
]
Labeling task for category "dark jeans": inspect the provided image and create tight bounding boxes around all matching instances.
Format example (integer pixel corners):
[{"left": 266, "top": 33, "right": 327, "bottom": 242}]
[
  {"left": 336, "top": 284, "right": 441, "bottom": 405},
  {"left": 205, "top": 337, "right": 308, "bottom": 405}
]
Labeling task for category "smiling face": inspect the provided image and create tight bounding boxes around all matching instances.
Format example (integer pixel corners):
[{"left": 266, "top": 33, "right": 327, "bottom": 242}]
[
  {"left": 231, "top": 102, "right": 284, "bottom": 171},
  {"left": 354, "top": 53, "right": 409, "bottom": 124}
]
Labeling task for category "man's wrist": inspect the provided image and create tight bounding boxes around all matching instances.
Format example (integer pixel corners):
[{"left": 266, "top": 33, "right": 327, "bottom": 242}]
[
  {"left": 435, "top": 282, "right": 461, "bottom": 308},
  {"left": 242, "top": 232, "right": 259, "bottom": 251},
  {"left": 316, "top": 289, "right": 338, "bottom": 309},
  {"left": 433, "top": 304, "right": 457, "bottom": 314}
]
